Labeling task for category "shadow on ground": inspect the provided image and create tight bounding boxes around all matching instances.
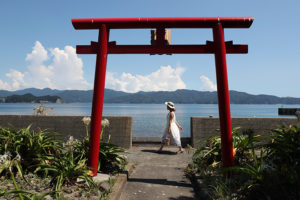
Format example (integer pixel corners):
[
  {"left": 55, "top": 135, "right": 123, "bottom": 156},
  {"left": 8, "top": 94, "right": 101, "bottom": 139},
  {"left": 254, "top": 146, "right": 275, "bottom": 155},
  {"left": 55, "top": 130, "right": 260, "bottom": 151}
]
[
  {"left": 128, "top": 178, "right": 191, "bottom": 188},
  {"left": 141, "top": 149, "right": 177, "bottom": 155},
  {"left": 168, "top": 196, "right": 196, "bottom": 200}
]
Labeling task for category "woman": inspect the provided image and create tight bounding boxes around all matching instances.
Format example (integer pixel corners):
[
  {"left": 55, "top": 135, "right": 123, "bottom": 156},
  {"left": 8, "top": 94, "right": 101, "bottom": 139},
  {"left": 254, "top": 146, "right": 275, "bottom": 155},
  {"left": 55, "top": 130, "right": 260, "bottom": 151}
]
[{"left": 157, "top": 101, "right": 184, "bottom": 153}]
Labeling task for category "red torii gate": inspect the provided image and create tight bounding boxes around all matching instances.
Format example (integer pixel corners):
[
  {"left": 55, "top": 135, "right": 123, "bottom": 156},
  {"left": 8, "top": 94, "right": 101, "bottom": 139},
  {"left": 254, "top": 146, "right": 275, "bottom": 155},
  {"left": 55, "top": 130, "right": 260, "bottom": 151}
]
[{"left": 71, "top": 17, "right": 254, "bottom": 176}]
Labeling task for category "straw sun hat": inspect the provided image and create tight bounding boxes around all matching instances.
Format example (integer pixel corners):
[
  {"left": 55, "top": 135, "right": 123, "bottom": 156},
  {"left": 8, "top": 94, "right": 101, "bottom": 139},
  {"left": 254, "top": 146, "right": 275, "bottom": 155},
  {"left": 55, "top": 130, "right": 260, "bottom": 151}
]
[{"left": 165, "top": 101, "right": 175, "bottom": 109}]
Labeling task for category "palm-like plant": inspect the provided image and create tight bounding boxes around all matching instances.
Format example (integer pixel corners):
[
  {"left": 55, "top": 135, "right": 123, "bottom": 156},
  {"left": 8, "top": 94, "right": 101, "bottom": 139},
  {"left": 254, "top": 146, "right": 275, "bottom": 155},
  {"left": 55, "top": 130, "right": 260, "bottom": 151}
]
[
  {"left": 79, "top": 117, "right": 127, "bottom": 173},
  {"left": 0, "top": 126, "right": 62, "bottom": 171},
  {"left": 36, "top": 142, "right": 96, "bottom": 199}
]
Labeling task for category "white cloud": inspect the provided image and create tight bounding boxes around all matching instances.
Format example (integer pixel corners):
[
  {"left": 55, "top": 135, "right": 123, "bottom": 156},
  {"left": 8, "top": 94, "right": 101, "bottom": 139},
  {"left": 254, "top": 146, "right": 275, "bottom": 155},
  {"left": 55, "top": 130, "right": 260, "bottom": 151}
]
[
  {"left": 0, "top": 41, "right": 91, "bottom": 91},
  {"left": 200, "top": 75, "right": 217, "bottom": 91},
  {"left": 26, "top": 41, "right": 48, "bottom": 64},
  {"left": 5, "top": 69, "right": 25, "bottom": 90},
  {"left": 0, "top": 41, "right": 187, "bottom": 93},
  {"left": 0, "top": 79, "right": 11, "bottom": 90},
  {"left": 106, "top": 65, "right": 186, "bottom": 93}
]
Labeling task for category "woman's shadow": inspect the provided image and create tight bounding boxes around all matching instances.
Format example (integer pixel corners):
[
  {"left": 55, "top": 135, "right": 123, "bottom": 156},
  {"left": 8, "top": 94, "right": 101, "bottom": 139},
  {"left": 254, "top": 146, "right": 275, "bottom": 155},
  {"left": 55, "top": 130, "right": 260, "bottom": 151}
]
[{"left": 141, "top": 149, "right": 177, "bottom": 155}]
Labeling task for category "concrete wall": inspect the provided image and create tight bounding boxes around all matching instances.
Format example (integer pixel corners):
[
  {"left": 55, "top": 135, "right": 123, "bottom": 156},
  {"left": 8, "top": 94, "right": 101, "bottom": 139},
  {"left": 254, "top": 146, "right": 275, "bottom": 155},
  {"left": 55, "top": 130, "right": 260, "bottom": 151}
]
[
  {"left": 2, "top": 115, "right": 298, "bottom": 149},
  {"left": 191, "top": 117, "right": 298, "bottom": 148},
  {"left": 0, "top": 115, "right": 132, "bottom": 149}
]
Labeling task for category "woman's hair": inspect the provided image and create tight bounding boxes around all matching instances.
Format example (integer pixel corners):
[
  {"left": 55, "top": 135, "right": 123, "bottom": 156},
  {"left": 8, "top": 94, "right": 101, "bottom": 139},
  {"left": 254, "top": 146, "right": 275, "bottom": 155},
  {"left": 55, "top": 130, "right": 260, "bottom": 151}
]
[{"left": 167, "top": 106, "right": 176, "bottom": 112}]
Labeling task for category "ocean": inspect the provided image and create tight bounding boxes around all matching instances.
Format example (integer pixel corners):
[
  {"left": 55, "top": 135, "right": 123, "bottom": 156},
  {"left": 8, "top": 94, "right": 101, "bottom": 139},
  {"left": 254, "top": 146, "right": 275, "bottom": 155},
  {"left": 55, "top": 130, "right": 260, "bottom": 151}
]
[{"left": 0, "top": 103, "right": 298, "bottom": 137}]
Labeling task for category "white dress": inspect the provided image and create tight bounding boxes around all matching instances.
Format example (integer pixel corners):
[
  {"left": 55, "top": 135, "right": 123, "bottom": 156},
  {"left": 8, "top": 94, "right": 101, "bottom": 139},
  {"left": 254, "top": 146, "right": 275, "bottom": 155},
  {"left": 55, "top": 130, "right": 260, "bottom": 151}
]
[{"left": 162, "top": 112, "right": 181, "bottom": 147}]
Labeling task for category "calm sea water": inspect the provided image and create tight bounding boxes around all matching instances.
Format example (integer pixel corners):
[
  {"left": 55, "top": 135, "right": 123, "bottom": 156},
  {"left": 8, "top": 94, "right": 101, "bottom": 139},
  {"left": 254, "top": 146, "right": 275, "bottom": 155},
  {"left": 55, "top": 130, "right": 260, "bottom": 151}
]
[{"left": 0, "top": 103, "right": 299, "bottom": 137}]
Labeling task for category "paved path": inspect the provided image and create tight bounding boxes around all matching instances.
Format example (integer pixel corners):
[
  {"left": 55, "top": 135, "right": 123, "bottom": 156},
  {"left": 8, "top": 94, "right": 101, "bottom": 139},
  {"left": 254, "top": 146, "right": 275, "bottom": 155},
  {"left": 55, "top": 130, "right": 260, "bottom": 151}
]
[{"left": 120, "top": 146, "right": 199, "bottom": 200}]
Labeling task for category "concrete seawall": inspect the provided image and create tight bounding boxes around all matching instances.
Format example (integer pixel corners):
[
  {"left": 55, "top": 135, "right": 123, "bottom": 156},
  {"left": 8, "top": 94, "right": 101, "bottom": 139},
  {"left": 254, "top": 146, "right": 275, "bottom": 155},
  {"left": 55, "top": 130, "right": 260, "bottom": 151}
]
[
  {"left": 0, "top": 115, "right": 132, "bottom": 149},
  {"left": 0, "top": 115, "right": 298, "bottom": 149},
  {"left": 191, "top": 117, "right": 298, "bottom": 147}
]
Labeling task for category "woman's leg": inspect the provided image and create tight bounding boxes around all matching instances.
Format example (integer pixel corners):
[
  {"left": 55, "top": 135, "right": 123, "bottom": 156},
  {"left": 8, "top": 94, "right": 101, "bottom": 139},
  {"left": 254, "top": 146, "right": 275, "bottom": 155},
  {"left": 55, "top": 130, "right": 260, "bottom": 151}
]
[
  {"left": 178, "top": 146, "right": 184, "bottom": 153},
  {"left": 158, "top": 132, "right": 168, "bottom": 152},
  {"left": 157, "top": 144, "right": 164, "bottom": 152}
]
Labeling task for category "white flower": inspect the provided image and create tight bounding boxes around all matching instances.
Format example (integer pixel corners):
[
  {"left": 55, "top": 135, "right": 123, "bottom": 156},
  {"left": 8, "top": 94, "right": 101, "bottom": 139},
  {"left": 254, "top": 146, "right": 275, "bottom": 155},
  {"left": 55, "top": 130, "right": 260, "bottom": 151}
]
[
  {"left": 0, "top": 152, "right": 11, "bottom": 164},
  {"left": 15, "top": 153, "right": 21, "bottom": 161},
  {"left": 66, "top": 136, "right": 78, "bottom": 146},
  {"left": 69, "top": 136, "right": 74, "bottom": 142},
  {"left": 0, "top": 152, "right": 12, "bottom": 173},
  {"left": 101, "top": 119, "right": 110, "bottom": 128},
  {"left": 82, "top": 116, "right": 91, "bottom": 126}
]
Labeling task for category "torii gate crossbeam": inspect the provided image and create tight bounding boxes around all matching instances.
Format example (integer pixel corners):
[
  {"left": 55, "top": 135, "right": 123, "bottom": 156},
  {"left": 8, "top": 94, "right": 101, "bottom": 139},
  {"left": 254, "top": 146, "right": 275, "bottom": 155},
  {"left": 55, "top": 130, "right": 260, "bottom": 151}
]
[{"left": 72, "top": 17, "right": 254, "bottom": 176}]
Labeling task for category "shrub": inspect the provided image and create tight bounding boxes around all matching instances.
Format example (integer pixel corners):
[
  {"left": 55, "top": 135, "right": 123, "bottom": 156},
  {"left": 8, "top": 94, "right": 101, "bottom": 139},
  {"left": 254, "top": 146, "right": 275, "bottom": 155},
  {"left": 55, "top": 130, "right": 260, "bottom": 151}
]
[
  {"left": 189, "top": 125, "right": 300, "bottom": 200},
  {"left": 0, "top": 126, "right": 61, "bottom": 172},
  {"left": 0, "top": 118, "right": 127, "bottom": 199},
  {"left": 75, "top": 117, "right": 127, "bottom": 174}
]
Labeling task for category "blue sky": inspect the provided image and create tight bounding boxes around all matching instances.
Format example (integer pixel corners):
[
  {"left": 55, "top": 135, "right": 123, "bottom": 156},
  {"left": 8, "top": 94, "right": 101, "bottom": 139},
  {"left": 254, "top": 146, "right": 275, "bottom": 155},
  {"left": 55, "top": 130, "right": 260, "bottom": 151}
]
[{"left": 0, "top": 0, "right": 300, "bottom": 97}]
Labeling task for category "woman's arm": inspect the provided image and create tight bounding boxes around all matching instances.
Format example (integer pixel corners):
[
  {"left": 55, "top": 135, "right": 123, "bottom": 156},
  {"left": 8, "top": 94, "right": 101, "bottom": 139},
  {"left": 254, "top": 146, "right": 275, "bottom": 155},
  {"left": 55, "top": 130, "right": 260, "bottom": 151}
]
[{"left": 175, "top": 121, "right": 183, "bottom": 131}]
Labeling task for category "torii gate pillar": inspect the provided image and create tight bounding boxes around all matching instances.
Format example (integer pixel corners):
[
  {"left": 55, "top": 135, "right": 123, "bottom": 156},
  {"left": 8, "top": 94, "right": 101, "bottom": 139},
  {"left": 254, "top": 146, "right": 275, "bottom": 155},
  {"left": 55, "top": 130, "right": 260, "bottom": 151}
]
[
  {"left": 213, "top": 23, "right": 233, "bottom": 167},
  {"left": 88, "top": 24, "right": 108, "bottom": 175}
]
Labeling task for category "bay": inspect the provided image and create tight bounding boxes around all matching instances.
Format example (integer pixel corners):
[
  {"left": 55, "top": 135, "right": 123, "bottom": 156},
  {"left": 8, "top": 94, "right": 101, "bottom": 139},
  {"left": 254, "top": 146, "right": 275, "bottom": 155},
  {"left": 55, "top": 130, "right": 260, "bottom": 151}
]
[{"left": 0, "top": 103, "right": 299, "bottom": 137}]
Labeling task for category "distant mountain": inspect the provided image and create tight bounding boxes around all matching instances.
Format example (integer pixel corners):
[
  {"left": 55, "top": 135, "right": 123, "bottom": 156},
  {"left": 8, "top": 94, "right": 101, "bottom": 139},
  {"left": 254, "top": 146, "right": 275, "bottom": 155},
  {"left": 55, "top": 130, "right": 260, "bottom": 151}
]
[
  {"left": 0, "top": 88, "right": 127, "bottom": 103},
  {"left": 104, "top": 89, "right": 300, "bottom": 104},
  {"left": 56, "top": 89, "right": 128, "bottom": 103},
  {"left": 103, "top": 90, "right": 218, "bottom": 103},
  {"left": 0, "top": 90, "right": 12, "bottom": 98},
  {"left": 1, "top": 88, "right": 300, "bottom": 104},
  {"left": 0, "top": 88, "right": 60, "bottom": 97},
  {"left": 5, "top": 93, "right": 61, "bottom": 103}
]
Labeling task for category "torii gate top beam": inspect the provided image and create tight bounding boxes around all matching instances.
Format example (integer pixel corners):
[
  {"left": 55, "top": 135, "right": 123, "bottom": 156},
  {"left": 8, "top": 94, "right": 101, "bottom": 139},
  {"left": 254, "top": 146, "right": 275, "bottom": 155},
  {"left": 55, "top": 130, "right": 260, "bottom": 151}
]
[
  {"left": 72, "top": 17, "right": 254, "bottom": 29},
  {"left": 72, "top": 17, "right": 253, "bottom": 55}
]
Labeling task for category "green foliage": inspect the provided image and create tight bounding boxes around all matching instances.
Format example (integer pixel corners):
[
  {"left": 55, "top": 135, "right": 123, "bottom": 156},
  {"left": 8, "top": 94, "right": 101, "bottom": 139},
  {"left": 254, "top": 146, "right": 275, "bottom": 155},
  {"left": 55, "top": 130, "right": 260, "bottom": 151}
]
[
  {"left": 0, "top": 125, "right": 62, "bottom": 172},
  {"left": 99, "top": 141, "right": 127, "bottom": 173},
  {"left": 0, "top": 120, "right": 126, "bottom": 199},
  {"left": 209, "top": 178, "right": 233, "bottom": 200},
  {"left": 0, "top": 152, "right": 25, "bottom": 200},
  {"left": 267, "top": 125, "right": 300, "bottom": 176},
  {"left": 0, "top": 126, "right": 64, "bottom": 199},
  {"left": 191, "top": 135, "right": 222, "bottom": 175},
  {"left": 189, "top": 125, "right": 300, "bottom": 200},
  {"left": 73, "top": 134, "right": 127, "bottom": 174},
  {"left": 76, "top": 117, "right": 127, "bottom": 174},
  {"left": 191, "top": 127, "right": 259, "bottom": 175},
  {"left": 2, "top": 190, "right": 56, "bottom": 200},
  {"left": 36, "top": 142, "right": 96, "bottom": 199}
]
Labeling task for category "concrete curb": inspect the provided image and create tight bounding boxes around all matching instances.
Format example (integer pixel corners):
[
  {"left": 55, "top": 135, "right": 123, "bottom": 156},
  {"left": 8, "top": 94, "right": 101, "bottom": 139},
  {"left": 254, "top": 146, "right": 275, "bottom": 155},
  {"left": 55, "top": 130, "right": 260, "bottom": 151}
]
[
  {"left": 107, "top": 163, "right": 135, "bottom": 200},
  {"left": 188, "top": 172, "right": 209, "bottom": 199},
  {"left": 107, "top": 173, "right": 127, "bottom": 200}
]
